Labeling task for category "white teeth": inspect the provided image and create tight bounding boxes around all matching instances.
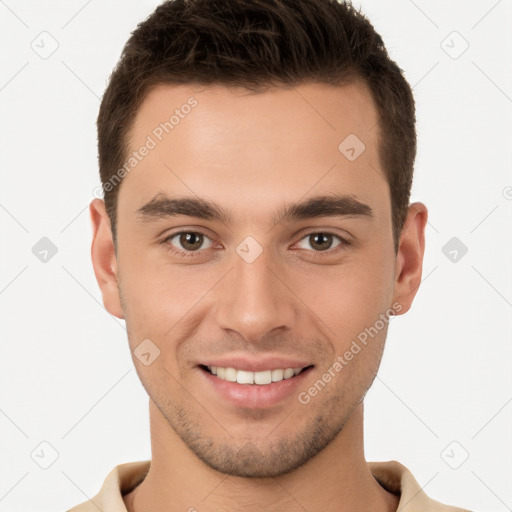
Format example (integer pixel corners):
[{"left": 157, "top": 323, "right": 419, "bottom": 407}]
[
  {"left": 224, "top": 367, "right": 237, "bottom": 382},
  {"left": 206, "top": 366, "right": 305, "bottom": 385},
  {"left": 283, "top": 368, "right": 295, "bottom": 379},
  {"left": 237, "top": 370, "right": 254, "bottom": 384},
  {"left": 254, "top": 370, "right": 272, "bottom": 385},
  {"left": 271, "top": 368, "right": 284, "bottom": 381}
]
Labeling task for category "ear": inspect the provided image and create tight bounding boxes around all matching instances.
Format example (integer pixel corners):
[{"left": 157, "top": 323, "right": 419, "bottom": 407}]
[
  {"left": 392, "top": 202, "right": 428, "bottom": 315},
  {"left": 90, "top": 198, "right": 124, "bottom": 319}
]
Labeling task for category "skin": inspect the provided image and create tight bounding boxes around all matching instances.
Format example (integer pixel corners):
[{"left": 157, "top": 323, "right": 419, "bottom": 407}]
[{"left": 90, "top": 81, "right": 427, "bottom": 512}]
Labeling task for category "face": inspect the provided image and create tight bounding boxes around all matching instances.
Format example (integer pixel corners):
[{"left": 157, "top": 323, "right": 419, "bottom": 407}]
[{"left": 91, "top": 81, "right": 425, "bottom": 478}]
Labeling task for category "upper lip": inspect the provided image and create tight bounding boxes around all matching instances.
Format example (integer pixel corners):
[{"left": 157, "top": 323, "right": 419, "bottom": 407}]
[{"left": 199, "top": 356, "right": 313, "bottom": 372}]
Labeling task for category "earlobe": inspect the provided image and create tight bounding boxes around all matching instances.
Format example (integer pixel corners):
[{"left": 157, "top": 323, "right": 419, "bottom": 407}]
[
  {"left": 392, "top": 202, "right": 428, "bottom": 315},
  {"left": 90, "top": 198, "right": 124, "bottom": 319}
]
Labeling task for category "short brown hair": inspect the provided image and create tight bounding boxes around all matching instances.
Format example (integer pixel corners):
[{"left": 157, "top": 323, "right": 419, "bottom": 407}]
[{"left": 97, "top": 0, "right": 416, "bottom": 251}]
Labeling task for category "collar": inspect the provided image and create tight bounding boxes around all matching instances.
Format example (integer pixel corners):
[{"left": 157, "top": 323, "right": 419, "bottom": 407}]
[{"left": 68, "top": 459, "right": 469, "bottom": 511}]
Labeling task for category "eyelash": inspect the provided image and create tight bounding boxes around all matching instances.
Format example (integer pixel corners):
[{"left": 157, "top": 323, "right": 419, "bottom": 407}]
[{"left": 161, "top": 230, "right": 351, "bottom": 258}]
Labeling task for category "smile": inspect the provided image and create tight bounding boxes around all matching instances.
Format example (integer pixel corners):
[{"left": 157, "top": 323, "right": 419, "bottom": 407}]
[{"left": 202, "top": 365, "right": 311, "bottom": 385}]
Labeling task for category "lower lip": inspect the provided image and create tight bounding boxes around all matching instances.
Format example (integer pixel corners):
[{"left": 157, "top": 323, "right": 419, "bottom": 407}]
[{"left": 199, "top": 366, "right": 314, "bottom": 409}]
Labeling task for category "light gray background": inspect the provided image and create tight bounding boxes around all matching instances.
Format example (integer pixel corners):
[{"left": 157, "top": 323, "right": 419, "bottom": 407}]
[{"left": 1, "top": 1, "right": 511, "bottom": 510}]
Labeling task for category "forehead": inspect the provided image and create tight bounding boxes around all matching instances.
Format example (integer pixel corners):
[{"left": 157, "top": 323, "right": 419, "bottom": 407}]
[
  {"left": 120, "top": 81, "right": 386, "bottom": 223},
  {"left": 129, "top": 80, "right": 379, "bottom": 155}
]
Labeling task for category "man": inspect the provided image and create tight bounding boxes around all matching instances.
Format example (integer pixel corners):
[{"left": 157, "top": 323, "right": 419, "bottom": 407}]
[{"left": 68, "top": 0, "right": 470, "bottom": 510}]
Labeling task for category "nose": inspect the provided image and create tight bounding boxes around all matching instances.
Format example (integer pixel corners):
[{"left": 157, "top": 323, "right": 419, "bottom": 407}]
[{"left": 213, "top": 246, "right": 297, "bottom": 345}]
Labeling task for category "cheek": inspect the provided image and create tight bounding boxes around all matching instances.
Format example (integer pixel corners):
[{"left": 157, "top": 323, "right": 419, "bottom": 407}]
[
  {"left": 294, "top": 255, "right": 394, "bottom": 405},
  {"left": 293, "top": 250, "right": 395, "bottom": 342},
  {"left": 117, "top": 249, "right": 219, "bottom": 344}
]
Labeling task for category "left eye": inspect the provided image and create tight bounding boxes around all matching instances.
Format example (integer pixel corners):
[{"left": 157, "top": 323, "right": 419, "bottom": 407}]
[
  {"left": 166, "top": 231, "right": 213, "bottom": 252},
  {"left": 295, "top": 233, "right": 344, "bottom": 252}
]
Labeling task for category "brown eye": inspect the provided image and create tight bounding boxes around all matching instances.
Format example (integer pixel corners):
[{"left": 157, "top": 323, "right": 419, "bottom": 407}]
[
  {"left": 179, "top": 232, "right": 203, "bottom": 251},
  {"left": 309, "top": 233, "right": 333, "bottom": 251},
  {"left": 166, "top": 231, "right": 212, "bottom": 253},
  {"left": 295, "top": 232, "right": 344, "bottom": 252}
]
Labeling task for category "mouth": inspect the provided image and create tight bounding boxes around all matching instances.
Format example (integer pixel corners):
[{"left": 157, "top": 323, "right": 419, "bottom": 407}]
[
  {"left": 199, "top": 364, "right": 314, "bottom": 385},
  {"left": 196, "top": 357, "right": 315, "bottom": 408}
]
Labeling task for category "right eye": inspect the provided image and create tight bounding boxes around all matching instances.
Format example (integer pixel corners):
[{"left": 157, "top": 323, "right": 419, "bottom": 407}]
[{"left": 162, "top": 231, "right": 214, "bottom": 256}]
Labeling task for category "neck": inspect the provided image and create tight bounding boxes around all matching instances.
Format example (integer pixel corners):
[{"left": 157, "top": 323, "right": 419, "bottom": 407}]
[{"left": 124, "top": 401, "right": 398, "bottom": 512}]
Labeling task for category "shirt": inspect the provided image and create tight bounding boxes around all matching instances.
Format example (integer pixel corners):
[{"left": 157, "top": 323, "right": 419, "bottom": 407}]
[{"left": 66, "top": 459, "right": 472, "bottom": 511}]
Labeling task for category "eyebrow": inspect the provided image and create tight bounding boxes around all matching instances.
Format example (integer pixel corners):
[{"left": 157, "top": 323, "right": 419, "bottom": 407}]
[{"left": 135, "top": 193, "right": 373, "bottom": 225}]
